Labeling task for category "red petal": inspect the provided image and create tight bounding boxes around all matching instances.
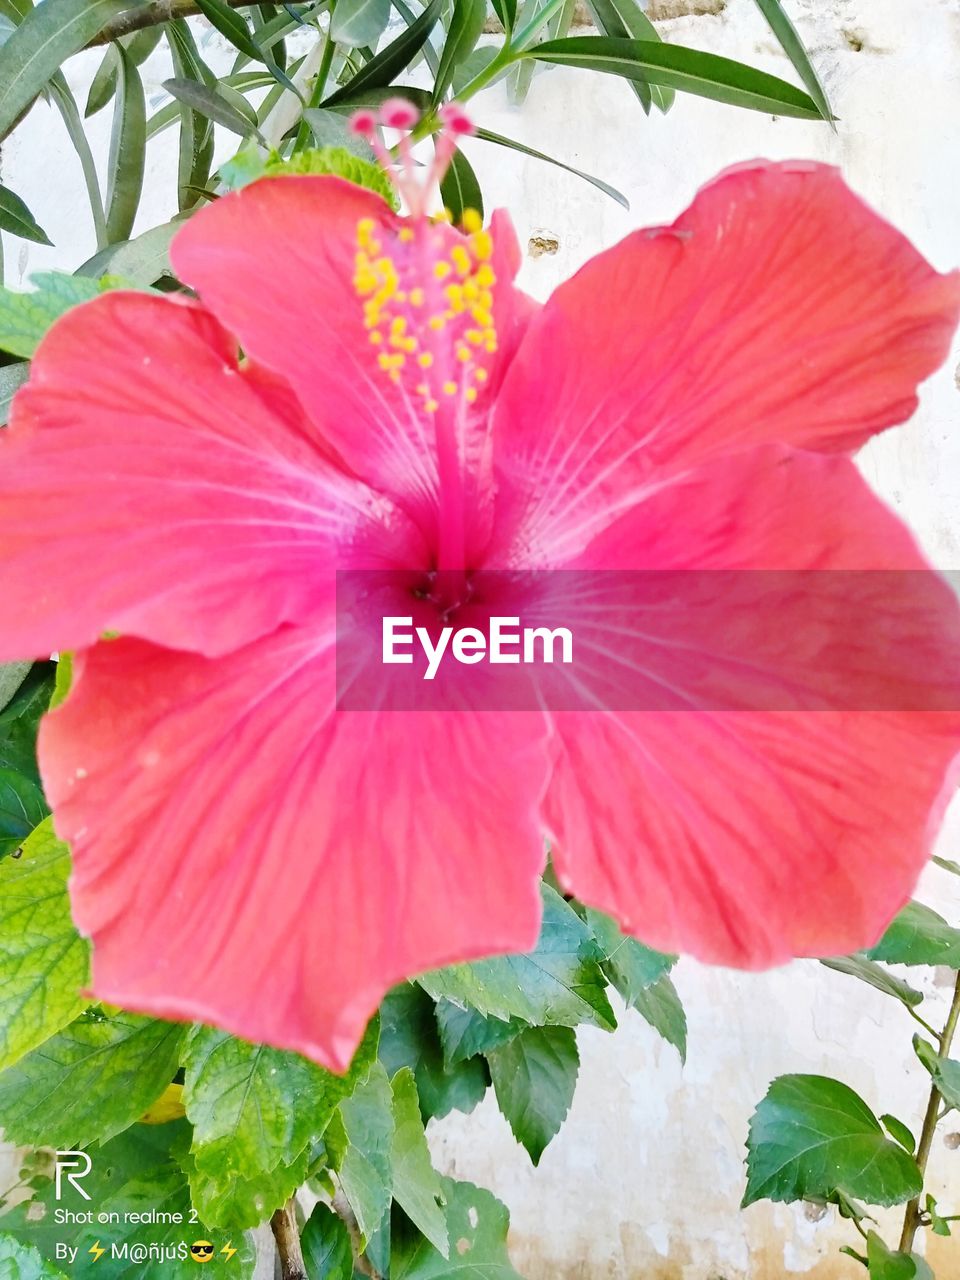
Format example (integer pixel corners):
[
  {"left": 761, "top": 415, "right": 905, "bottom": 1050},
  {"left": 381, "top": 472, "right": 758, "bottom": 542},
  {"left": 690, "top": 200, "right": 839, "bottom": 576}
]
[
  {"left": 170, "top": 178, "right": 535, "bottom": 538},
  {"left": 544, "top": 446, "right": 960, "bottom": 965},
  {"left": 41, "top": 631, "right": 550, "bottom": 1069},
  {"left": 492, "top": 163, "right": 960, "bottom": 563},
  {"left": 0, "top": 291, "right": 418, "bottom": 661}
]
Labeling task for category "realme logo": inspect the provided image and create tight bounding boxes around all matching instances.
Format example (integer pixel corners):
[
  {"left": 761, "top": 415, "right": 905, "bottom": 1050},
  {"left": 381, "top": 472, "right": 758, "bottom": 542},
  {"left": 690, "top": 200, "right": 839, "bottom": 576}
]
[{"left": 55, "top": 1151, "right": 93, "bottom": 1201}]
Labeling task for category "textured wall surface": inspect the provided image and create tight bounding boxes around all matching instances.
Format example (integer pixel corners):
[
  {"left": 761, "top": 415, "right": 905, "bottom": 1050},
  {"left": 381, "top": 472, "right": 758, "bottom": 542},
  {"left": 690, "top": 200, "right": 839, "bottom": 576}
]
[{"left": 3, "top": 1, "right": 960, "bottom": 1276}]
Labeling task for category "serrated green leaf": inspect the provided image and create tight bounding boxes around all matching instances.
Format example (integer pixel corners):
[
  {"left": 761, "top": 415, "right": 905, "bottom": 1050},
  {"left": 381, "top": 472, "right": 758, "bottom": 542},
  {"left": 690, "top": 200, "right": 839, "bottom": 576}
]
[
  {"left": 331, "top": 1061, "right": 395, "bottom": 1245},
  {"left": 332, "top": 0, "right": 391, "bottom": 48},
  {"left": 0, "top": 817, "right": 89, "bottom": 1070},
  {"left": 0, "top": 361, "right": 28, "bottom": 425},
  {"left": 0, "top": 0, "right": 145, "bottom": 142},
  {"left": 390, "top": 1068, "right": 448, "bottom": 1255},
  {"left": 105, "top": 45, "right": 146, "bottom": 244},
  {"left": 379, "top": 984, "right": 489, "bottom": 1122},
  {"left": 323, "top": 0, "right": 443, "bottom": 106},
  {"left": 629, "top": 974, "right": 687, "bottom": 1062},
  {"left": 1, "top": 1121, "right": 256, "bottom": 1277},
  {"left": 263, "top": 138, "right": 398, "bottom": 207},
  {"left": 0, "top": 273, "right": 102, "bottom": 359},
  {"left": 517, "top": 36, "right": 825, "bottom": 119},
  {"left": 820, "top": 955, "right": 924, "bottom": 1008},
  {"left": 865, "top": 901, "right": 960, "bottom": 968},
  {"left": 162, "top": 77, "right": 261, "bottom": 139},
  {"left": 420, "top": 885, "right": 617, "bottom": 1032},
  {"left": 0, "top": 662, "right": 30, "bottom": 713},
  {"left": 439, "top": 145, "right": 483, "bottom": 226},
  {"left": 182, "top": 1016, "right": 378, "bottom": 1228},
  {"left": 0, "top": 1011, "right": 184, "bottom": 1148},
  {"left": 0, "top": 182, "right": 50, "bottom": 245},
  {"left": 433, "top": 0, "right": 486, "bottom": 102},
  {"left": 866, "top": 1230, "right": 934, "bottom": 1280},
  {"left": 301, "top": 1203, "right": 353, "bottom": 1280},
  {"left": 583, "top": 905, "right": 675, "bottom": 1001},
  {"left": 743, "top": 1074, "right": 923, "bottom": 1209},
  {"left": 434, "top": 1000, "right": 524, "bottom": 1067},
  {"left": 475, "top": 125, "right": 628, "bottom": 208},
  {"left": 391, "top": 1177, "right": 523, "bottom": 1278},
  {"left": 487, "top": 1026, "right": 578, "bottom": 1166},
  {"left": 0, "top": 1235, "right": 66, "bottom": 1280},
  {"left": 0, "top": 663, "right": 55, "bottom": 856},
  {"left": 753, "top": 0, "right": 831, "bottom": 123}
]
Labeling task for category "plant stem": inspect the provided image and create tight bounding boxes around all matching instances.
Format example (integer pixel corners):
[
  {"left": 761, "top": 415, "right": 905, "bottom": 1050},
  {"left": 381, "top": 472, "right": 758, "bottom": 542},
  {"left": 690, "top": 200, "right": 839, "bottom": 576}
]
[
  {"left": 270, "top": 1198, "right": 307, "bottom": 1280},
  {"left": 332, "top": 1189, "right": 382, "bottom": 1278},
  {"left": 90, "top": 0, "right": 268, "bottom": 45},
  {"left": 899, "top": 969, "right": 960, "bottom": 1253},
  {"left": 292, "top": 8, "right": 336, "bottom": 151}
]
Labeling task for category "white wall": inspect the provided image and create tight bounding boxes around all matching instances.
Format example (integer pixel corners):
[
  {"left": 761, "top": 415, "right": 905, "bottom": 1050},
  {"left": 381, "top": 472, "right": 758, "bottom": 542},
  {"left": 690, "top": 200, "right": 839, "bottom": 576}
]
[{"left": 3, "top": 1, "right": 960, "bottom": 1276}]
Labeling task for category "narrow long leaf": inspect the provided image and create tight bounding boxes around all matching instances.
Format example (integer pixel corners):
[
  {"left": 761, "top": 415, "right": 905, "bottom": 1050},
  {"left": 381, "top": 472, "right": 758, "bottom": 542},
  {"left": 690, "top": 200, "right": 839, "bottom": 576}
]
[
  {"left": 475, "top": 125, "right": 628, "bottom": 208},
  {"left": 0, "top": 361, "right": 29, "bottom": 426},
  {"left": 0, "top": 182, "right": 50, "bottom": 244},
  {"left": 434, "top": 0, "right": 486, "bottom": 101},
  {"left": 490, "top": 0, "right": 516, "bottom": 36},
  {"left": 583, "top": 0, "right": 673, "bottom": 112},
  {"left": 48, "top": 72, "right": 107, "bottom": 247},
  {"left": 0, "top": 0, "right": 144, "bottom": 141},
  {"left": 392, "top": 0, "right": 439, "bottom": 79},
  {"left": 195, "top": 0, "right": 261, "bottom": 58},
  {"left": 753, "top": 0, "right": 832, "bottom": 123},
  {"left": 167, "top": 19, "right": 215, "bottom": 212},
  {"left": 331, "top": 0, "right": 391, "bottom": 48},
  {"left": 439, "top": 145, "right": 483, "bottom": 224},
  {"left": 85, "top": 44, "right": 120, "bottom": 117},
  {"left": 162, "top": 78, "right": 263, "bottom": 139},
  {"left": 105, "top": 45, "right": 146, "bottom": 244},
  {"left": 516, "top": 36, "right": 825, "bottom": 119},
  {"left": 323, "top": 0, "right": 442, "bottom": 105}
]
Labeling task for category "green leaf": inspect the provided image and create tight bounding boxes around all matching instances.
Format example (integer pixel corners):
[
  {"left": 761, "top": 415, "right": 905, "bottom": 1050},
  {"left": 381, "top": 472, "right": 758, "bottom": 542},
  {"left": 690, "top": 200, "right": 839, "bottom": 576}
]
[
  {"left": 162, "top": 77, "right": 262, "bottom": 139},
  {"left": 300, "top": 1203, "right": 353, "bottom": 1280},
  {"left": 0, "top": 1235, "right": 66, "bottom": 1280},
  {"left": 182, "top": 1016, "right": 378, "bottom": 1228},
  {"left": 77, "top": 216, "right": 184, "bottom": 286},
  {"left": 86, "top": 43, "right": 120, "bottom": 116},
  {"left": 581, "top": 0, "right": 673, "bottom": 112},
  {"left": 490, "top": 0, "right": 516, "bottom": 36},
  {"left": 331, "top": 1061, "right": 395, "bottom": 1245},
  {"left": 932, "top": 855, "right": 960, "bottom": 876},
  {"left": 434, "top": 1000, "right": 524, "bottom": 1067},
  {"left": 743, "top": 1074, "right": 923, "bottom": 1209},
  {"left": 753, "top": 0, "right": 832, "bottom": 123},
  {"left": 379, "top": 984, "right": 489, "bottom": 1122},
  {"left": 820, "top": 955, "right": 924, "bottom": 1008},
  {"left": 47, "top": 72, "right": 108, "bottom": 248},
  {"left": 323, "top": 0, "right": 443, "bottom": 105},
  {"left": 167, "top": 18, "right": 216, "bottom": 212},
  {"left": 433, "top": 0, "right": 486, "bottom": 102},
  {"left": 390, "top": 1067, "right": 448, "bottom": 1254},
  {"left": 865, "top": 901, "right": 960, "bottom": 968},
  {"left": 0, "top": 272, "right": 102, "bottom": 359},
  {"left": 0, "top": 1010, "right": 184, "bottom": 1148},
  {"left": 866, "top": 1230, "right": 934, "bottom": 1280},
  {"left": 0, "top": 182, "right": 50, "bottom": 245},
  {"left": 420, "top": 885, "right": 617, "bottom": 1032},
  {"left": 0, "top": 662, "right": 55, "bottom": 856},
  {"left": 487, "top": 1026, "right": 578, "bottom": 1166},
  {"left": 475, "top": 125, "right": 628, "bottom": 208},
  {"left": 391, "top": 1177, "right": 524, "bottom": 1278},
  {"left": 912, "top": 1035, "right": 960, "bottom": 1110},
  {"left": 517, "top": 36, "right": 825, "bottom": 119},
  {"left": 0, "top": 0, "right": 144, "bottom": 142},
  {"left": 0, "top": 662, "right": 30, "bottom": 712},
  {"left": 925, "top": 1193, "right": 952, "bottom": 1237},
  {"left": 195, "top": 0, "right": 261, "bottom": 59},
  {"left": 332, "top": 0, "right": 391, "bottom": 48},
  {"left": 879, "top": 1114, "right": 916, "bottom": 1155},
  {"left": 1, "top": 1120, "right": 257, "bottom": 1278},
  {"left": 583, "top": 905, "right": 675, "bottom": 1001},
  {"left": 262, "top": 139, "right": 398, "bottom": 207},
  {"left": 629, "top": 974, "right": 687, "bottom": 1062},
  {"left": 439, "top": 146, "right": 483, "bottom": 226},
  {"left": 105, "top": 45, "right": 146, "bottom": 244},
  {"left": 0, "top": 361, "right": 28, "bottom": 425},
  {"left": 303, "top": 105, "right": 378, "bottom": 158}
]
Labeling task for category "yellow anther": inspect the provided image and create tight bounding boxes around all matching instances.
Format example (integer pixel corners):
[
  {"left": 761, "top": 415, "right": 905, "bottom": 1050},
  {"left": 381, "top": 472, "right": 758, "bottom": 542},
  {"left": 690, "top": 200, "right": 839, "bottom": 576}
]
[
  {"left": 443, "top": 381, "right": 458, "bottom": 396},
  {"left": 476, "top": 264, "right": 495, "bottom": 288},
  {"left": 369, "top": 331, "right": 382, "bottom": 345},
  {"left": 470, "top": 230, "right": 493, "bottom": 261},
  {"left": 409, "top": 288, "right": 425, "bottom": 307},
  {"left": 425, "top": 398, "right": 439, "bottom": 412},
  {"left": 434, "top": 261, "right": 452, "bottom": 280},
  {"left": 390, "top": 316, "right": 407, "bottom": 334},
  {"left": 474, "top": 368, "right": 488, "bottom": 383},
  {"left": 466, "top": 328, "right": 484, "bottom": 346},
  {"left": 456, "top": 345, "right": 471, "bottom": 363},
  {"left": 462, "top": 208, "right": 483, "bottom": 234},
  {"left": 399, "top": 227, "right": 415, "bottom": 242},
  {"left": 466, "top": 386, "right": 478, "bottom": 404},
  {"left": 451, "top": 245, "right": 472, "bottom": 277},
  {"left": 429, "top": 315, "right": 445, "bottom": 331},
  {"left": 417, "top": 352, "right": 434, "bottom": 368}
]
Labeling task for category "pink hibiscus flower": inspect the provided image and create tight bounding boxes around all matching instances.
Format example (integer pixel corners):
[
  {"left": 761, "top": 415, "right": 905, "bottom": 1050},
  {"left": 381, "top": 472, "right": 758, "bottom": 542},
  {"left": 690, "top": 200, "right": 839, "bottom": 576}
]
[{"left": 2, "top": 105, "right": 960, "bottom": 1070}]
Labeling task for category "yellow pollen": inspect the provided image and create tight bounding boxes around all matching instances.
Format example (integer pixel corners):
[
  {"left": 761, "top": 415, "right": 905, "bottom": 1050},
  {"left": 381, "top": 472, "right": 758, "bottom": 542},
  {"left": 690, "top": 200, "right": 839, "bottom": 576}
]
[
  {"left": 409, "top": 288, "right": 425, "bottom": 306},
  {"left": 475, "top": 368, "right": 488, "bottom": 383},
  {"left": 451, "top": 246, "right": 472, "bottom": 277},
  {"left": 429, "top": 315, "right": 445, "bottom": 331},
  {"left": 466, "top": 386, "right": 478, "bottom": 404},
  {"left": 443, "top": 381, "right": 458, "bottom": 396},
  {"left": 425, "top": 398, "right": 439, "bottom": 412},
  {"left": 434, "top": 261, "right": 452, "bottom": 280},
  {"left": 417, "top": 352, "right": 434, "bottom": 368},
  {"left": 456, "top": 345, "right": 471, "bottom": 363},
  {"left": 399, "top": 227, "right": 415, "bottom": 242},
  {"left": 462, "top": 208, "right": 483, "bottom": 234}
]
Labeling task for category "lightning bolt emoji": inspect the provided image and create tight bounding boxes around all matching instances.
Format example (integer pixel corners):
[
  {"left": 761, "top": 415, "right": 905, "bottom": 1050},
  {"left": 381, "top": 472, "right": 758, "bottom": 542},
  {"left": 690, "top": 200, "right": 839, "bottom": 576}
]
[
  {"left": 88, "top": 1241, "right": 105, "bottom": 1263},
  {"left": 220, "top": 1241, "right": 237, "bottom": 1263}
]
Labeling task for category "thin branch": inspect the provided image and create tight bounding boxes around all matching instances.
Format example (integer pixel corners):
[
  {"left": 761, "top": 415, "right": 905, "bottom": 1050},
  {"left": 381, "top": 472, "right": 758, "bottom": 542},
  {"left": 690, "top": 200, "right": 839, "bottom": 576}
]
[
  {"left": 89, "top": 0, "right": 259, "bottom": 45},
  {"left": 899, "top": 969, "right": 960, "bottom": 1253},
  {"left": 331, "top": 1189, "right": 382, "bottom": 1279},
  {"left": 270, "top": 1198, "right": 307, "bottom": 1280}
]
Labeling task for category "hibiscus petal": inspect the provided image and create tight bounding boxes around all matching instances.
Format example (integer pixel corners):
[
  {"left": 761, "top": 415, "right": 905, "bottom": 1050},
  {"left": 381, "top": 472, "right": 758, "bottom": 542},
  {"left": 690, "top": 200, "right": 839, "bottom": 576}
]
[
  {"left": 0, "top": 291, "right": 420, "bottom": 661},
  {"left": 170, "top": 177, "right": 535, "bottom": 545},
  {"left": 41, "top": 630, "right": 550, "bottom": 1069},
  {"left": 544, "top": 445, "right": 960, "bottom": 965},
  {"left": 492, "top": 162, "right": 960, "bottom": 564}
]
